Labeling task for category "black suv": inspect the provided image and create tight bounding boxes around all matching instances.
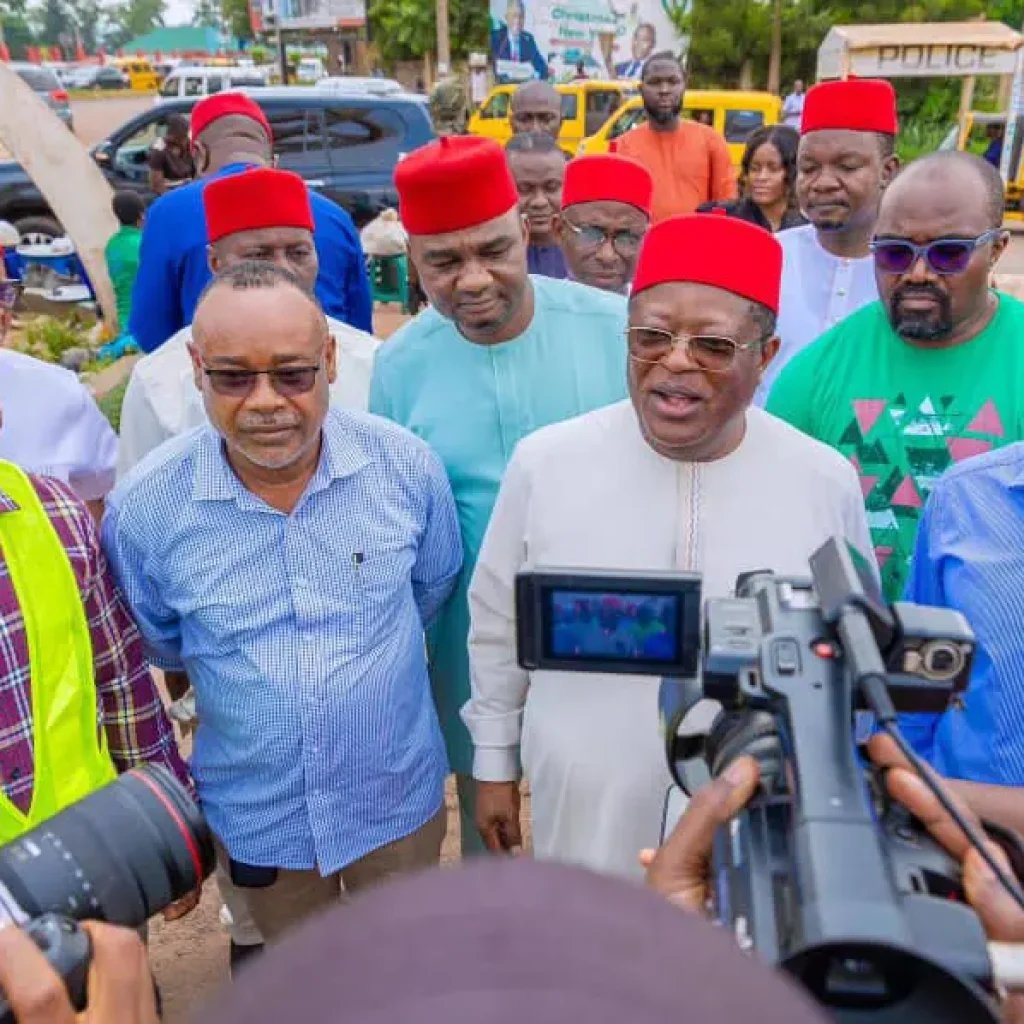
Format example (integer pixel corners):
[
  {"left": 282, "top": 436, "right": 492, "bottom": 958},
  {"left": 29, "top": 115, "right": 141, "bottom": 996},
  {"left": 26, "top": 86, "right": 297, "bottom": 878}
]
[{"left": 0, "top": 87, "right": 435, "bottom": 242}]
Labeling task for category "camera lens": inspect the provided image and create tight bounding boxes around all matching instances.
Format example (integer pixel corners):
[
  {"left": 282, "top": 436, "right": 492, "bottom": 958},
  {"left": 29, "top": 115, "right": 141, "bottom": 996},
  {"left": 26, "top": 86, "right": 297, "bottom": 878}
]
[
  {"left": 0, "top": 766, "right": 213, "bottom": 927},
  {"left": 919, "top": 641, "right": 964, "bottom": 681}
]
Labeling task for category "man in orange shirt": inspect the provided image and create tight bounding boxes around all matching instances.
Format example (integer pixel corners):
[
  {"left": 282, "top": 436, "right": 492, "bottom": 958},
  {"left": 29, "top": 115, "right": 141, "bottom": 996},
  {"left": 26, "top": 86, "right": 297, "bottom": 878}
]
[{"left": 615, "top": 53, "right": 736, "bottom": 222}]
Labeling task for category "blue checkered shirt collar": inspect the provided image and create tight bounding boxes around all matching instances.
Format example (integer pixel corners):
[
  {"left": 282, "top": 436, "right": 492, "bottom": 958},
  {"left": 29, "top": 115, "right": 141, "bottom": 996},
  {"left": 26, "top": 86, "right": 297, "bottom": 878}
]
[{"left": 190, "top": 414, "right": 371, "bottom": 509}]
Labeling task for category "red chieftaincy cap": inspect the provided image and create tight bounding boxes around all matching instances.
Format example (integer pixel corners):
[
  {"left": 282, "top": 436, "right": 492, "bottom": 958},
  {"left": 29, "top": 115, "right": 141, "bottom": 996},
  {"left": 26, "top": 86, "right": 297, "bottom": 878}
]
[
  {"left": 562, "top": 155, "right": 654, "bottom": 216},
  {"left": 203, "top": 167, "right": 313, "bottom": 243},
  {"left": 631, "top": 213, "right": 783, "bottom": 314},
  {"left": 395, "top": 136, "right": 519, "bottom": 235},
  {"left": 190, "top": 92, "right": 272, "bottom": 143},
  {"left": 800, "top": 78, "right": 898, "bottom": 136}
]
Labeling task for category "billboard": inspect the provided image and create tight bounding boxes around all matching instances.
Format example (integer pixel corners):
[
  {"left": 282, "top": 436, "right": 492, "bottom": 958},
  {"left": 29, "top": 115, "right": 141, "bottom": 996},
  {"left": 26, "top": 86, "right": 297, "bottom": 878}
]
[
  {"left": 490, "top": 0, "right": 688, "bottom": 84},
  {"left": 249, "top": 0, "right": 366, "bottom": 33}
]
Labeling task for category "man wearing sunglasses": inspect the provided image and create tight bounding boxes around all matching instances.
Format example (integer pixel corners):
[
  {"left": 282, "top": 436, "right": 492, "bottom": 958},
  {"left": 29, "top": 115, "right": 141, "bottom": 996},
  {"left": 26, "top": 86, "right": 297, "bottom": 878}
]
[
  {"left": 371, "top": 136, "right": 629, "bottom": 857},
  {"left": 461, "top": 213, "right": 871, "bottom": 877},
  {"left": 768, "top": 150, "right": 1024, "bottom": 602},
  {"left": 118, "top": 167, "right": 379, "bottom": 480},
  {"left": 104, "top": 260, "right": 462, "bottom": 945},
  {"left": 754, "top": 78, "right": 900, "bottom": 405},
  {"left": 558, "top": 153, "right": 653, "bottom": 295}
]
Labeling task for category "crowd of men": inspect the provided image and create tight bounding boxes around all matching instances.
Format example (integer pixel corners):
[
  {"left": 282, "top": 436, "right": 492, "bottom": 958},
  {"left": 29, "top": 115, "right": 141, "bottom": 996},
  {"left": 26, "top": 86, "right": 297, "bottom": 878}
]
[{"left": 3, "top": 62, "right": 1024, "bottom": 1000}]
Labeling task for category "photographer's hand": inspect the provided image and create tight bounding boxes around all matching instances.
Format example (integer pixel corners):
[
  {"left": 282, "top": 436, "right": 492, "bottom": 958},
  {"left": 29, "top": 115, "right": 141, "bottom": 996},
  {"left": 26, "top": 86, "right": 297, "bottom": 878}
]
[
  {"left": 641, "top": 757, "right": 760, "bottom": 913},
  {"left": 0, "top": 921, "right": 157, "bottom": 1024},
  {"left": 867, "top": 734, "right": 1024, "bottom": 943},
  {"left": 476, "top": 780, "right": 523, "bottom": 853}
]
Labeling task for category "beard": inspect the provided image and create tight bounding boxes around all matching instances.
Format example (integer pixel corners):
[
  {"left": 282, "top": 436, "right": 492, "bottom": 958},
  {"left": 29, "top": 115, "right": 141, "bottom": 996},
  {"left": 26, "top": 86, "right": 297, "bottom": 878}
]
[
  {"left": 888, "top": 284, "right": 954, "bottom": 342},
  {"left": 644, "top": 101, "right": 677, "bottom": 126}
]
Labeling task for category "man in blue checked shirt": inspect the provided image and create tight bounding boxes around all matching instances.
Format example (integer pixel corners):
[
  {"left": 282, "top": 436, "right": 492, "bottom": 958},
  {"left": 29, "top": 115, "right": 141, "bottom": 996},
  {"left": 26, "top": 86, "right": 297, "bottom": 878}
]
[
  {"left": 902, "top": 442, "right": 1024, "bottom": 787},
  {"left": 129, "top": 92, "right": 372, "bottom": 353},
  {"left": 104, "top": 260, "right": 461, "bottom": 944}
]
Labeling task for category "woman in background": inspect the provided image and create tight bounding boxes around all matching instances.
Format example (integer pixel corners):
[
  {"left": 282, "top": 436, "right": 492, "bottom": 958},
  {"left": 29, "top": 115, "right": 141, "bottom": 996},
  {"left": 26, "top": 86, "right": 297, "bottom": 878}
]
[{"left": 699, "top": 125, "right": 805, "bottom": 233}]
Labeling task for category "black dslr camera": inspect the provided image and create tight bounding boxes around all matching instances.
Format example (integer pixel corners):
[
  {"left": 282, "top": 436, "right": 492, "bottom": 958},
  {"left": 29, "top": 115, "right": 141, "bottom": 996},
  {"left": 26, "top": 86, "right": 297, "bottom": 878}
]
[
  {"left": 516, "top": 538, "right": 1011, "bottom": 1023},
  {"left": 0, "top": 767, "right": 214, "bottom": 1022}
]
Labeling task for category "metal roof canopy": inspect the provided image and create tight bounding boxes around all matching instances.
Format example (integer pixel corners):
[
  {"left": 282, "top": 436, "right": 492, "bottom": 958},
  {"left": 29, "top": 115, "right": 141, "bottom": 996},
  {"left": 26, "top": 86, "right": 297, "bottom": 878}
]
[{"left": 817, "top": 22, "right": 1024, "bottom": 81}]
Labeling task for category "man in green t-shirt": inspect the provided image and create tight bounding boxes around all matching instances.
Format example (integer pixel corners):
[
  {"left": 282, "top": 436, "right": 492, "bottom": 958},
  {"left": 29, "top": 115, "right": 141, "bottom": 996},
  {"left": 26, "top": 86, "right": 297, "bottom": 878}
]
[
  {"left": 101, "top": 191, "right": 144, "bottom": 358},
  {"left": 767, "top": 151, "right": 1024, "bottom": 600}
]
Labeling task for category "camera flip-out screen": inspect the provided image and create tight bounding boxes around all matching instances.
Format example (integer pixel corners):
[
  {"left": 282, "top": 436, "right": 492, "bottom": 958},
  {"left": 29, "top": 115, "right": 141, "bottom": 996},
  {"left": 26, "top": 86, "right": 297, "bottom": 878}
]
[{"left": 515, "top": 569, "right": 702, "bottom": 677}]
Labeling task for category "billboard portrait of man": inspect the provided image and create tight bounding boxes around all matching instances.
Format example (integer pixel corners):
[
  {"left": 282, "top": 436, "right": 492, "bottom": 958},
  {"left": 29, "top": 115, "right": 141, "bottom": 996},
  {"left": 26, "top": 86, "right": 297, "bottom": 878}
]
[
  {"left": 491, "top": 0, "right": 549, "bottom": 81},
  {"left": 615, "top": 22, "right": 656, "bottom": 78}
]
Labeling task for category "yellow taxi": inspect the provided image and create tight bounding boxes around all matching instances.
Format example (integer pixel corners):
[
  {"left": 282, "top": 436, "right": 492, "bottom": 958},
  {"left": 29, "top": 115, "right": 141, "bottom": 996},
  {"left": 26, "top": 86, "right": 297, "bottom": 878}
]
[
  {"left": 578, "top": 90, "right": 782, "bottom": 168},
  {"left": 109, "top": 57, "right": 161, "bottom": 92},
  {"left": 468, "top": 80, "right": 637, "bottom": 156}
]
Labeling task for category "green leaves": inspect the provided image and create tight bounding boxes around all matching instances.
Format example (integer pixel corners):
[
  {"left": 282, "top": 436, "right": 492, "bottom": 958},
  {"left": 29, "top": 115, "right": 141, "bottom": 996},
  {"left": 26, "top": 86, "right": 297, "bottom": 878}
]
[{"left": 368, "top": 0, "right": 488, "bottom": 63}]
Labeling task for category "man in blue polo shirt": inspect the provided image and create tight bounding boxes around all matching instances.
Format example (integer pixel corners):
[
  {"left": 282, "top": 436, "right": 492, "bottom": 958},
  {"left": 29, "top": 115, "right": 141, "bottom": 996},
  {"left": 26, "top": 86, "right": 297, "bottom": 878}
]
[{"left": 129, "top": 93, "right": 372, "bottom": 352}]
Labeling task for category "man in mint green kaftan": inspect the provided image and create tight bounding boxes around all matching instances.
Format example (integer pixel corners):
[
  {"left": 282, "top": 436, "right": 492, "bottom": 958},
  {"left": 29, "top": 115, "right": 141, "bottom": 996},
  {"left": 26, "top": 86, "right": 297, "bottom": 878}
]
[{"left": 370, "top": 136, "right": 628, "bottom": 853}]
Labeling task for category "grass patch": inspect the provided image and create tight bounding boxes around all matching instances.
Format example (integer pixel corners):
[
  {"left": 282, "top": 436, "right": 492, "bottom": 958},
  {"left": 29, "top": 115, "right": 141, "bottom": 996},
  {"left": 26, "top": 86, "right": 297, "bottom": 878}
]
[{"left": 96, "top": 378, "right": 128, "bottom": 433}]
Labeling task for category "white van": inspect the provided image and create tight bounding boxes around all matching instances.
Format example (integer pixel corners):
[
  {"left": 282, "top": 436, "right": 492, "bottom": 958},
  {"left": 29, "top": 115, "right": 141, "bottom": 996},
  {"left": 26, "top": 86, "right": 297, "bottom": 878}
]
[
  {"left": 157, "top": 65, "right": 268, "bottom": 101},
  {"left": 296, "top": 57, "right": 326, "bottom": 84}
]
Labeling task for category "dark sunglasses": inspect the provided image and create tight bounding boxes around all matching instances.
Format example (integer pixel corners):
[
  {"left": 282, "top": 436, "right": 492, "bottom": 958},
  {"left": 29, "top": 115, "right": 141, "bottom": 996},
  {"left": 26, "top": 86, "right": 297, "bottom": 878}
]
[
  {"left": 201, "top": 364, "right": 321, "bottom": 398},
  {"left": 0, "top": 281, "right": 22, "bottom": 310},
  {"left": 626, "top": 327, "right": 761, "bottom": 372},
  {"left": 870, "top": 229, "right": 1004, "bottom": 276},
  {"left": 563, "top": 219, "right": 645, "bottom": 257}
]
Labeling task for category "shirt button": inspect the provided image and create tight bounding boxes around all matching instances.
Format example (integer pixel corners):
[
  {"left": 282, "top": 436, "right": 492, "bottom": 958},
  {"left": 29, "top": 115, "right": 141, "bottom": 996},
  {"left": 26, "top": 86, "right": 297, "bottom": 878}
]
[{"left": 836, "top": 289, "right": 846, "bottom": 297}]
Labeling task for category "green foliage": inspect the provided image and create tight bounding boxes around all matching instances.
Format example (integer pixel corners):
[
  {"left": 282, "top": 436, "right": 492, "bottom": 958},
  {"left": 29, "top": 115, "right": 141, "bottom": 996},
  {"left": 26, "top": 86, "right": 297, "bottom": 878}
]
[
  {"left": 96, "top": 378, "right": 128, "bottom": 432},
  {"left": 107, "top": 0, "right": 164, "bottom": 45},
  {"left": 222, "top": 0, "right": 253, "bottom": 42},
  {"left": 677, "top": 0, "right": 996, "bottom": 90},
  {"left": 38, "top": 0, "right": 64, "bottom": 45},
  {"left": 21, "top": 314, "right": 91, "bottom": 364},
  {"left": 368, "top": 0, "right": 488, "bottom": 63},
  {"left": 193, "top": 0, "right": 221, "bottom": 29}
]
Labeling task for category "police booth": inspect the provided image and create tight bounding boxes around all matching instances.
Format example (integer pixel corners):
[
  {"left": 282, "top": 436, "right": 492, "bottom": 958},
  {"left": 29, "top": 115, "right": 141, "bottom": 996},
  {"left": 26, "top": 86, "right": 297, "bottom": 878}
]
[{"left": 815, "top": 22, "right": 1024, "bottom": 208}]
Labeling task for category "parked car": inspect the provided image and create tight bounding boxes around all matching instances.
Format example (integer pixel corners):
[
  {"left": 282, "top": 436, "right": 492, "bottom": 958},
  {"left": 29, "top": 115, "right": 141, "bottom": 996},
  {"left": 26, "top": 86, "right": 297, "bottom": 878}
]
[
  {"left": 157, "top": 65, "right": 268, "bottom": 101},
  {"left": 108, "top": 58, "right": 161, "bottom": 92},
  {"left": 0, "top": 87, "right": 436, "bottom": 243},
  {"left": 296, "top": 57, "right": 327, "bottom": 84},
  {"left": 69, "top": 65, "right": 131, "bottom": 91},
  {"left": 317, "top": 76, "right": 406, "bottom": 97},
  {"left": 9, "top": 62, "right": 73, "bottom": 133}
]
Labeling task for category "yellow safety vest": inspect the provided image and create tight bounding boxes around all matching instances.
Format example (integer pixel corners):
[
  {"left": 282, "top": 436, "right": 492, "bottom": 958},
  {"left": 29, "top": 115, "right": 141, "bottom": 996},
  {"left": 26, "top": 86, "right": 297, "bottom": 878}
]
[{"left": 0, "top": 461, "right": 116, "bottom": 841}]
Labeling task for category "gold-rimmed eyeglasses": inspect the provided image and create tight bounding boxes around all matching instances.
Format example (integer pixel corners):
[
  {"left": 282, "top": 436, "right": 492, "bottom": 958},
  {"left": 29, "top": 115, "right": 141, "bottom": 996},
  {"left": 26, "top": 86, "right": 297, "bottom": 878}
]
[{"left": 626, "top": 327, "right": 763, "bottom": 372}]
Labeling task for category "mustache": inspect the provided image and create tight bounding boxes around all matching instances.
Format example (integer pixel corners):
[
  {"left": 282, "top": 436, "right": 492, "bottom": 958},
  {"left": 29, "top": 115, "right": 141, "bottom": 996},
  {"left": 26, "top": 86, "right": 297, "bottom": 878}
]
[
  {"left": 892, "top": 283, "right": 947, "bottom": 305},
  {"left": 238, "top": 415, "right": 300, "bottom": 431},
  {"left": 650, "top": 380, "right": 706, "bottom": 399}
]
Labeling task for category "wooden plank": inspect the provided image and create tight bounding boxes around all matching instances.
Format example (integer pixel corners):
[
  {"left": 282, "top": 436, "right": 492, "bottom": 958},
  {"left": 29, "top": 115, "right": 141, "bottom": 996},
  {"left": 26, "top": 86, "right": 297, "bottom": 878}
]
[{"left": 0, "top": 64, "right": 119, "bottom": 333}]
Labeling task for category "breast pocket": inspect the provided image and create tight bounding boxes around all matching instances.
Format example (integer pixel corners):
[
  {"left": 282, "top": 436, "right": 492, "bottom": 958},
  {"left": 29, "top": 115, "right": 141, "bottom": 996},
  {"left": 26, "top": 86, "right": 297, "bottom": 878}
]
[{"left": 351, "top": 542, "right": 417, "bottom": 642}]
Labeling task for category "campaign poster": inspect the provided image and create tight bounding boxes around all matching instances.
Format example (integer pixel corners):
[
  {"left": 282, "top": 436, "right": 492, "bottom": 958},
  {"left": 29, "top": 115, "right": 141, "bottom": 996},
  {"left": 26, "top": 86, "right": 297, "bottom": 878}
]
[{"left": 489, "top": 0, "right": 689, "bottom": 84}]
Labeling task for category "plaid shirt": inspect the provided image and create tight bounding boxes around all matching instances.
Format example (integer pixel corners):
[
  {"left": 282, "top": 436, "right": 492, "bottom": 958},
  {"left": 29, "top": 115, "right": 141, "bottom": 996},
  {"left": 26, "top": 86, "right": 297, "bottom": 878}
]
[{"left": 0, "top": 473, "right": 189, "bottom": 814}]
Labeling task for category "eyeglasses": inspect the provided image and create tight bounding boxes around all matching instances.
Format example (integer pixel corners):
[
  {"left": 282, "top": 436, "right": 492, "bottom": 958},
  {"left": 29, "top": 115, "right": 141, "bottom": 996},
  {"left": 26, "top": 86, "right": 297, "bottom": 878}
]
[
  {"left": 626, "top": 327, "right": 762, "bottom": 372},
  {"left": 870, "top": 230, "right": 1004, "bottom": 276},
  {"left": 0, "top": 281, "right": 22, "bottom": 310},
  {"left": 201, "top": 363, "right": 322, "bottom": 398},
  {"left": 563, "top": 219, "right": 645, "bottom": 257}
]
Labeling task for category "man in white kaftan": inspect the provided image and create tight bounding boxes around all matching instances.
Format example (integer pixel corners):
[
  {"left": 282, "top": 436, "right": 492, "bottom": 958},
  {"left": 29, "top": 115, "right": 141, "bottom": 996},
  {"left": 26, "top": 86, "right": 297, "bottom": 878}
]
[{"left": 462, "top": 212, "right": 873, "bottom": 879}]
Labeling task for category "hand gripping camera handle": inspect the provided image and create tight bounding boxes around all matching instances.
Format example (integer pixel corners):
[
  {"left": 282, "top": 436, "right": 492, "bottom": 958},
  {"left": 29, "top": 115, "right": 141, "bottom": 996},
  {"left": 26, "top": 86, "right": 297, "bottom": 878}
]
[{"left": 0, "top": 914, "right": 90, "bottom": 1024}]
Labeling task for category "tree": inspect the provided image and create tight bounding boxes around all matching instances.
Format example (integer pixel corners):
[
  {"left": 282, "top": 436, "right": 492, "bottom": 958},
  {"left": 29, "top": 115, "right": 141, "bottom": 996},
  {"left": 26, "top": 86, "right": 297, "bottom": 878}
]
[
  {"left": 369, "top": 0, "right": 487, "bottom": 64},
  {"left": 67, "top": 0, "right": 103, "bottom": 51},
  {"left": 221, "top": 0, "right": 253, "bottom": 43},
  {"left": 109, "top": 0, "right": 164, "bottom": 43},
  {"left": 38, "top": 0, "right": 64, "bottom": 45},
  {"left": 194, "top": 0, "right": 221, "bottom": 29}
]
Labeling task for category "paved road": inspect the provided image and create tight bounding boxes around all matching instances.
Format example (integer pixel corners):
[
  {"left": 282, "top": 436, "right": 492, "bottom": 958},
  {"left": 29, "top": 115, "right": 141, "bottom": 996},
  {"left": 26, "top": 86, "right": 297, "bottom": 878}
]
[{"left": 71, "top": 94, "right": 153, "bottom": 147}]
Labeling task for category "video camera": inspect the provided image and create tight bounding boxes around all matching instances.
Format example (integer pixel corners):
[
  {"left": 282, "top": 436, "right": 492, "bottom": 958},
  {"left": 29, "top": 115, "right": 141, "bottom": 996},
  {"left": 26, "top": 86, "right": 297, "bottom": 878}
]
[
  {"left": 515, "top": 538, "right": 1019, "bottom": 1023},
  {"left": 0, "top": 766, "right": 214, "bottom": 1022}
]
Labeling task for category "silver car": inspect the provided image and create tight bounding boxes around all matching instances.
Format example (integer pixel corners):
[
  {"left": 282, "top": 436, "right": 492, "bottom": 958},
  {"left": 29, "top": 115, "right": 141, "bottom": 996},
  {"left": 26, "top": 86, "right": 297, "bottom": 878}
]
[{"left": 10, "top": 62, "right": 74, "bottom": 133}]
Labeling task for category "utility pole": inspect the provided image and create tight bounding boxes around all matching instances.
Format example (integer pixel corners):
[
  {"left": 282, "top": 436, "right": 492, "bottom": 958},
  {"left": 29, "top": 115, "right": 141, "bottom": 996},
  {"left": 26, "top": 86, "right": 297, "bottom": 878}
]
[
  {"left": 767, "top": 0, "right": 782, "bottom": 96},
  {"left": 435, "top": 0, "right": 450, "bottom": 76}
]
